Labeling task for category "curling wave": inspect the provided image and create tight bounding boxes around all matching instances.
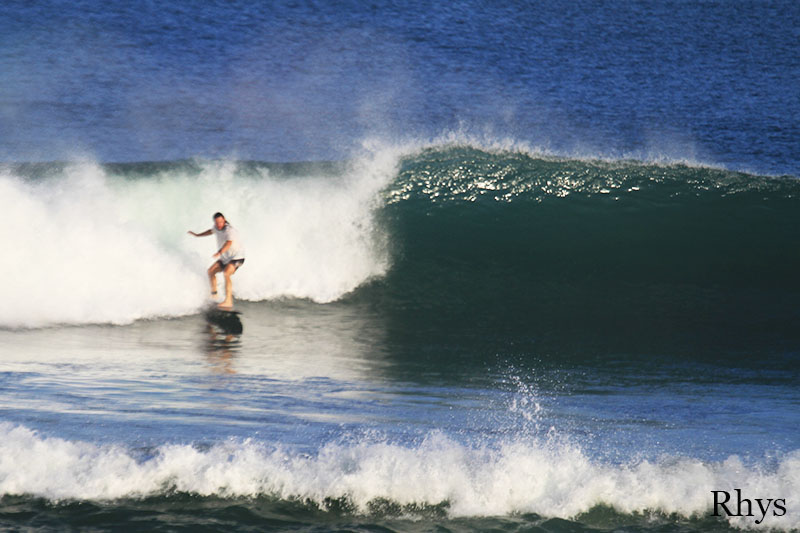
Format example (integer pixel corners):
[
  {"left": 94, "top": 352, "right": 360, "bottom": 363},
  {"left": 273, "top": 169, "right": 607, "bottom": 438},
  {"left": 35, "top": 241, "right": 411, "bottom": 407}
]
[{"left": 3, "top": 140, "right": 799, "bottom": 329}]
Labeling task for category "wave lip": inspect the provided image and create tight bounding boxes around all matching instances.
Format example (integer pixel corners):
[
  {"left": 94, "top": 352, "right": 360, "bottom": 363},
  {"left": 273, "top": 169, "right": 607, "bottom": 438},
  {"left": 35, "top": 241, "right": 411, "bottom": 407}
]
[{"left": 1, "top": 425, "right": 797, "bottom": 530}]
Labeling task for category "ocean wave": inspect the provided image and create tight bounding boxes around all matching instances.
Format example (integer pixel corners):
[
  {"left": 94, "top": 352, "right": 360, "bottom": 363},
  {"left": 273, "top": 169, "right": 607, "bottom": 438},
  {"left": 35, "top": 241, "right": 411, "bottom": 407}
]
[
  {"left": 0, "top": 424, "right": 797, "bottom": 530},
  {"left": 362, "top": 143, "right": 800, "bottom": 352},
  {"left": 3, "top": 138, "right": 798, "bottom": 329}
]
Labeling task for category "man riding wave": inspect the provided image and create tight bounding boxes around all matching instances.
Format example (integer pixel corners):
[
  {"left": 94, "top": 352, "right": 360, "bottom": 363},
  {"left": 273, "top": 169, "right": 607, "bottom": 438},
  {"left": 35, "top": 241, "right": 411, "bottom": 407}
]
[{"left": 188, "top": 212, "right": 245, "bottom": 310}]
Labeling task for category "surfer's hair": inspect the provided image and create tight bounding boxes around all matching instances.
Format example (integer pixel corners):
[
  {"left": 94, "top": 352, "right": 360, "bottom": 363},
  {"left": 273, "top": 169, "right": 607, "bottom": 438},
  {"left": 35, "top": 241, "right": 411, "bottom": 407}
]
[{"left": 213, "top": 212, "right": 225, "bottom": 220}]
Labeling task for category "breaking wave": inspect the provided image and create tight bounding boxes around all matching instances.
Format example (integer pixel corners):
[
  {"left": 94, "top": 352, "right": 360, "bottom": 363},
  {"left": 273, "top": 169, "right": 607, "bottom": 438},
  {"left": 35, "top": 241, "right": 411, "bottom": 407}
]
[
  {"left": 3, "top": 139, "right": 798, "bottom": 329},
  {"left": 0, "top": 424, "right": 797, "bottom": 530}
]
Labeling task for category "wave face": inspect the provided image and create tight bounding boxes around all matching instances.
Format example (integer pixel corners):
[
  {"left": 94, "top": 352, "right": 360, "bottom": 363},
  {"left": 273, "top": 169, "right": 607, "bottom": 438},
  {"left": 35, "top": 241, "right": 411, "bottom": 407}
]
[
  {"left": 366, "top": 147, "right": 800, "bottom": 353},
  {"left": 3, "top": 145, "right": 800, "bottom": 332},
  {"left": 1, "top": 423, "right": 798, "bottom": 531}
]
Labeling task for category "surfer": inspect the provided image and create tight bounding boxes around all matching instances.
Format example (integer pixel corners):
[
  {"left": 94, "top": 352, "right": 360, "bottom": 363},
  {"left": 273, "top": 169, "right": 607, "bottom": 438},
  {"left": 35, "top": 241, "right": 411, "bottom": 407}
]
[{"left": 188, "top": 212, "right": 245, "bottom": 309}]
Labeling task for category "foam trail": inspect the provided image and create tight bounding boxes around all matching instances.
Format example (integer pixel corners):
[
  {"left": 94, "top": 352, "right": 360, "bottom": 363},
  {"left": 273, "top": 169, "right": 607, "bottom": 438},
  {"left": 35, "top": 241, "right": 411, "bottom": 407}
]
[
  {"left": 1, "top": 155, "right": 395, "bottom": 328},
  {"left": 0, "top": 425, "right": 796, "bottom": 530}
]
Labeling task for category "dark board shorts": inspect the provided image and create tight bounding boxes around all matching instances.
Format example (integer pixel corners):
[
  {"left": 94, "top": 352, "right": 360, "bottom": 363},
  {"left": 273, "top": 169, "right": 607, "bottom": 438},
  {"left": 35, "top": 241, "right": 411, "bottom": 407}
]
[{"left": 216, "top": 258, "right": 245, "bottom": 271}]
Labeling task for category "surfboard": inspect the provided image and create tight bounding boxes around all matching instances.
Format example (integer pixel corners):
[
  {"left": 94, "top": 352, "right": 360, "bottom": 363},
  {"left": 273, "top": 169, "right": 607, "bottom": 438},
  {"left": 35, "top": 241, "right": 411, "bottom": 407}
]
[{"left": 204, "top": 307, "right": 243, "bottom": 334}]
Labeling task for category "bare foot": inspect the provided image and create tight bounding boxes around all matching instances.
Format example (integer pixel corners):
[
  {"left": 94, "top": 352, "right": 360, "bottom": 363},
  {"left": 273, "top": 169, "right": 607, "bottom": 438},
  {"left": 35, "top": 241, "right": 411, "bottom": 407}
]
[{"left": 217, "top": 302, "right": 234, "bottom": 310}]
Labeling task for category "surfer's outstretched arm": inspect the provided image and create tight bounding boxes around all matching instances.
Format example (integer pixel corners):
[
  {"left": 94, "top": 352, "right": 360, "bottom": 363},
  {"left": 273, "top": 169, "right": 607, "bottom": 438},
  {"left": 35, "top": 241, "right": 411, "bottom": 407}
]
[{"left": 188, "top": 229, "right": 213, "bottom": 237}]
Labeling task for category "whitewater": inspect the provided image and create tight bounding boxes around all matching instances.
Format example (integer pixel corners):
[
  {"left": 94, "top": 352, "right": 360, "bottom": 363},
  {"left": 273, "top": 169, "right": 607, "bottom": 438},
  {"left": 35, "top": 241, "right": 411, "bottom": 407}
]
[
  {"left": 1, "top": 151, "right": 396, "bottom": 328},
  {"left": 1, "top": 423, "right": 798, "bottom": 530}
]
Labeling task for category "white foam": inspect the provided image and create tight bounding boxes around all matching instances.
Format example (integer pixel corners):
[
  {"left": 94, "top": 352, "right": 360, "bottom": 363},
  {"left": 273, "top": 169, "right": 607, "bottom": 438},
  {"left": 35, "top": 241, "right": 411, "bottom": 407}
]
[
  {"left": 0, "top": 424, "right": 797, "bottom": 530},
  {"left": 1, "top": 164, "right": 204, "bottom": 327},
  {"left": 1, "top": 154, "right": 396, "bottom": 328}
]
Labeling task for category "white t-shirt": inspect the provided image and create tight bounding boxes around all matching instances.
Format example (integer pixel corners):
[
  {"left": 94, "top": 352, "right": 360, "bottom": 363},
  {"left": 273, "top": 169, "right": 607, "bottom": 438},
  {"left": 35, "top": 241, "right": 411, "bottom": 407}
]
[{"left": 213, "top": 223, "right": 245, "bottom": 263}]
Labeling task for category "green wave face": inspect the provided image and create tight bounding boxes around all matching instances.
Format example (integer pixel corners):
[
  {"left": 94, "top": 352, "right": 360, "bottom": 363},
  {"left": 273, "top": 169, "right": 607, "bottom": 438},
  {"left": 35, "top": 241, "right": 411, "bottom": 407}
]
[{"left": 366, "top": 148, "right": 800, "bottom": 355}]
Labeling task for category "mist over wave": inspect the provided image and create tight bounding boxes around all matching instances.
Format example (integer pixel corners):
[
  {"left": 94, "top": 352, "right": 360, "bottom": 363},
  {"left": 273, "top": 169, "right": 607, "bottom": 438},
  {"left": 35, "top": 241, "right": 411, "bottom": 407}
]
[{"left": 0, "top": 423, "right": 797, "bottom": 530}]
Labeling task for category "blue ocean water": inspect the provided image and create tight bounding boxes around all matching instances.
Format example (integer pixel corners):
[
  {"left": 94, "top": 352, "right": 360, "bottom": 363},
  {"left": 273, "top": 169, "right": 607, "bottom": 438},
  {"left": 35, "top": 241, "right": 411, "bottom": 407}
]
[
  {"left": 1, "top": 1, "right": 799, "bottom": 531},
  {"left": 2, "top": 0, "right": 799, "bottom": 174}
]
